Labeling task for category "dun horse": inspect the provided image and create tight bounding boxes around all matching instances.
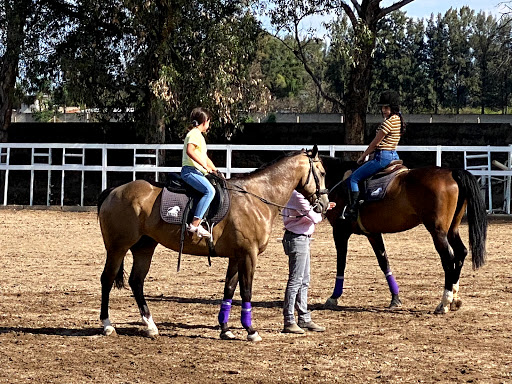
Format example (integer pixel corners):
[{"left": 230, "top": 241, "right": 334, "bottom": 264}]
[
  {"left": 321, "top": 156, "right": 487, "bottom": 314},
  {"left": 97, "top": 146, "right": 329, "bottom": 341}
]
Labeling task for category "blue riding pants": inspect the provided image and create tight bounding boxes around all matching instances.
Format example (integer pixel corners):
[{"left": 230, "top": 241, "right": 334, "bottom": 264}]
[
  {"left": 348, "top": 150, "right": 399, "bottom": 192},
  {"left": 181, "top": 166, "right": 215, "bottom": 220}
]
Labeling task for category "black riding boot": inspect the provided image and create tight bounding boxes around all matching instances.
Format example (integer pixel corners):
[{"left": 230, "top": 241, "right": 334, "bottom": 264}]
[{"left": 342, "top": 191, "right": 360, "bottom": 220}]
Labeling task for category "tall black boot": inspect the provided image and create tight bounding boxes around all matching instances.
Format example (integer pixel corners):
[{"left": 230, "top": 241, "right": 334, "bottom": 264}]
[{"left": 342, "top": 191, "right": 360, "bottom": 220}]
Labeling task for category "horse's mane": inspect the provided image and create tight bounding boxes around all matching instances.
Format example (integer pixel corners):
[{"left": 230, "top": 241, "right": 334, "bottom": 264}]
[
  {"left": 320, "top": 155, "right": 357, "bottom": 189},
  {"left": 230, "top": 150, "right": 305, "bottom": 180}
]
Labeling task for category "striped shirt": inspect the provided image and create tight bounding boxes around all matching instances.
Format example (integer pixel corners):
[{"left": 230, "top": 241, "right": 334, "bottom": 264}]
[{"left": 377, "top": 114, "right": 401, "bottom": 151}]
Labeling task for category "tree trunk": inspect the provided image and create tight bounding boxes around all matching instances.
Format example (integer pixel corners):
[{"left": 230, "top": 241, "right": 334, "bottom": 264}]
[
  {"left": 0, "top": 0, "right": 32, "bottom": 142},
  {"left": 342, "top": 18, "right": 376, "bottom": 160}
]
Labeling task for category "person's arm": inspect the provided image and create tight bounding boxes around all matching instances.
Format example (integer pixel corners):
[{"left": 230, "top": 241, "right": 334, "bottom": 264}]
[
  {"left": 357, "top": 129, "right": 386, "bottom": 165},
  {"left": 206, "top": 156, "right": 217, "bottom": 172},
  {"left": 294, "top": 192, "right": 323, "bottom": 224}
]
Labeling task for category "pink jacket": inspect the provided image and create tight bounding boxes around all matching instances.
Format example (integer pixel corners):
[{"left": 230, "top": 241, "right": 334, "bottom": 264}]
[{"left": 282, "top": 191, "right": 323, "bottom": 236}]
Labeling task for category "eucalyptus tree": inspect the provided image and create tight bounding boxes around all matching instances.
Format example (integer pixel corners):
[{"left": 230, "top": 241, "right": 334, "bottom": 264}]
[
  {"left": 0, "top": 0, "right": 73, "bottom": 141},
  {"left": 265, "top": 0, "right": 414, "bottom": 149},
  {"left": 53, "top": 0, "right": 264, "bottom": 143}
]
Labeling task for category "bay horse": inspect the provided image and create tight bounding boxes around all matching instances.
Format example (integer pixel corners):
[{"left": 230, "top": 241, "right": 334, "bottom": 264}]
[
  {"left": 320, "top": 156, "right": 487, "bottom": 314},
  {"left": 97, "top": 146, "right": 329, "bottom": 341}
]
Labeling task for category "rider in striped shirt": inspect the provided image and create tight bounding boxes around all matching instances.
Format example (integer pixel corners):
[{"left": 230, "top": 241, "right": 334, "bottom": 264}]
[{"left": 342, "top": 90, "right": 406, "bottom": 220}]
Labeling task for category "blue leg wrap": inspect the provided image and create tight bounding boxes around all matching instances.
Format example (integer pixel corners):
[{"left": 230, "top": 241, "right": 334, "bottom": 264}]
[
  {"left": 218, "top": 299, "right": 232, "bottom": 324},
  {"left": 240, "top": 301, "right": 252, "bottom": 329},
  {"left": 332, "top": 276, "right": 344, "bottom": 298},
  {"left": 385, "top": 270, "right": 399, "bottom": 295}
]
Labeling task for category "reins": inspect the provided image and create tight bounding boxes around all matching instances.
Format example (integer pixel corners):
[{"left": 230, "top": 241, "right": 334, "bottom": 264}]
[{"left": 225, "top": 155, "right": 328, "bottom": 218}]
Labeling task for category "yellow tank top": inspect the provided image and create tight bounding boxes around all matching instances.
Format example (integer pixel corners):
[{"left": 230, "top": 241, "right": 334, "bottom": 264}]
[{"left": 182, "top": 128, "right": 208, "bottom": 174}]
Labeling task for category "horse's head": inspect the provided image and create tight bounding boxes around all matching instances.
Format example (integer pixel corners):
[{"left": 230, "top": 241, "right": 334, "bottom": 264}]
[{"left": 296, "top": 145, "right": 330, "bottom": 214}]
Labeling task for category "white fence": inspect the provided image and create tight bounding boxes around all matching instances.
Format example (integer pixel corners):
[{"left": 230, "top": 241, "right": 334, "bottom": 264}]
[{"left": 0, "top": 143, "right": 511, "bottom": 213}]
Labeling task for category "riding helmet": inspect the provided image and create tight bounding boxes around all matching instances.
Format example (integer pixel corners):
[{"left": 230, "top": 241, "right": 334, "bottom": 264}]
[{"left": 377, "top": 90, "right": 400, "bottom": 108}]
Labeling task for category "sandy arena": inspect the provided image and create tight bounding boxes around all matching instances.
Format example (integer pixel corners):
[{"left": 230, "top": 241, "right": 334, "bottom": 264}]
[{"left": 0, "top": 209, "right": 511, "bottom": 383}]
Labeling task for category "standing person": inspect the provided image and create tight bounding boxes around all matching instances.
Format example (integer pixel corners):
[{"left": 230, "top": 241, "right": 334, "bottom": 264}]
[
  {"left": 181, "top": 107, "right": 218, "bottom": 238},
  {"left": 282, "top": 190, "right": 336, "bottom": 334},
  {"left": 342, "top": 90, "right": 406, "bottom": 220}
]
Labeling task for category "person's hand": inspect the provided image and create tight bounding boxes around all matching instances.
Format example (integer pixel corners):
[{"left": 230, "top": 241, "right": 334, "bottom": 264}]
[
  {"left": 327, "top": 202, "right": 336, "bottom": 210},
  {"left": 357, "top": 154, "right": 366, "bottom": 165}
]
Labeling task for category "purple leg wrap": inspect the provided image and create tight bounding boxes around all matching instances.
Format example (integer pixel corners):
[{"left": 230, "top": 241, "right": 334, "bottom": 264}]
[
  {"left": 385, "top": 271, "right": 399, "bottom": 295},
  {"left": 218, "top": 299, "right": 232, "bottom": 324},
  {"left": 240, "top": 301, "right": 252, "bottom": 329},
  {"left": 332, "top": 276, "right": 344, "bottom": 298}
]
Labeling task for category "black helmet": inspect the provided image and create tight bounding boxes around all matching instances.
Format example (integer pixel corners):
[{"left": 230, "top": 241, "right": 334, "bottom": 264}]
[{"left": 377, "top": 90, "right": 400, "bottom": 108}]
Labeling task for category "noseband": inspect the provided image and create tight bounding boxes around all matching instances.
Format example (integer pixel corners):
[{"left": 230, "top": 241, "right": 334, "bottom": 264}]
[{"left": 303, "top": 156, "right": 329, "bottom": 208}]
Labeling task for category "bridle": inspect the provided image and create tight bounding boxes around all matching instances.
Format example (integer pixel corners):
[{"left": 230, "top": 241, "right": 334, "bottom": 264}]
[{"left": 300, "top": 155, "right": 329, "bottom": 211}]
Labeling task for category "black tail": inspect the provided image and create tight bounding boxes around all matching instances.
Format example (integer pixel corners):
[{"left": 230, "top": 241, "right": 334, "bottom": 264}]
[
  {"left": 97, "top": 187, "right": 115, "bottom": 215},
  {"left": 452, "top": 169, "right": 488, "bottom": 269},
  {"left": 114, "top": 259, "right": 125, "bottom": 289}
]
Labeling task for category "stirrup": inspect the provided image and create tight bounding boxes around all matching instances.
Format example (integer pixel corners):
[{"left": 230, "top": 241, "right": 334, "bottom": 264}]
[{"left": 341, "top": 205, "right": 357, "bottom": 221}]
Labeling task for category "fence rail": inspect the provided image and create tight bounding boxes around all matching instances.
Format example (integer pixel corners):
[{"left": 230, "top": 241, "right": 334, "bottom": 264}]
[{"left": 1, "top": 143, "right": 511, "bottom": 213}]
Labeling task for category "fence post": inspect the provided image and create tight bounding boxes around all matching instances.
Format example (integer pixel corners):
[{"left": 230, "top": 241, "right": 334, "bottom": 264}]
[
  {"left": 226, "top": 145, "right": 232, "bottom": 179},
  {"left": 101, "top": 146, "right": 107, "bottom": 191}
]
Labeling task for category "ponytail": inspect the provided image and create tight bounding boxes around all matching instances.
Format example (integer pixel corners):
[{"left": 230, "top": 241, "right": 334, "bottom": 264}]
[{"left": 189, "top": 107, "right": 210, "bottom": 130}]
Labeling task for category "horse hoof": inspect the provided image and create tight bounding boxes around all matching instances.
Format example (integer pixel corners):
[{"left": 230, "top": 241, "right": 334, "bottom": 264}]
[
  {"left": 324, "top": 297, "right": 338, "bottom": 309},
  {"left": 103, "top": 325, "right": 116, "bottom": 336},
  {"left": 450, "top": 299, "right": 462, "bottom": 311},
  {"left": 247, "top": 331, "right": 262, "bottom": 342},
  {"left": 220, "top": 330, "right": 236, "bottom": 340},
  {"left": 146, "top": 328, "right": 159, "bottom": 339},
  {"left": 389, "top": 295, "right": 402, "bottom": 309},
  {"left": 434, "top": 302, "right": 449, "bottom": 314}
]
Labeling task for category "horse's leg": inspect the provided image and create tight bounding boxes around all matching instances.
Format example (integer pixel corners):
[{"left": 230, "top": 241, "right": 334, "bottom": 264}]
[
  {"left": 325, "top": 221, "right": 351, "bottom": 309},
  {"left": 367, "top": 233, "right": 402, "bottom": 309},
  {"left": 129, "top": 236, "right": 159, "bottom": 338},
  {"left": 428, "top": 226, "right": 457, "bottom": 314},
  {"left": 238, "top": 253, "right": 262, "bottom": 342},
  {"left": 100, "top": 247, "right": 129, "bottom": 336},
  {"left": 448, "top": 230, "right": 468, "bottom": 311},
  {"left": 218, "top": 258, "right": 239, "bottom": 340}
]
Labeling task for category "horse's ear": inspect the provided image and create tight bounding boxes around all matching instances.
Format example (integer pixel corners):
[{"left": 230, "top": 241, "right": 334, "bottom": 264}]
[{"left": 311, "top": 144, "right": 319, "bottom": 159}]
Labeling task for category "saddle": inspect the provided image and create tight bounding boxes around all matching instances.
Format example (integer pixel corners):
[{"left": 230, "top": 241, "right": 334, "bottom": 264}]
[
  {"left": 363, "top": 160, "right": 408, "bottom": 202},
  {"left": 160, "top": 172, "right": 231, "bottom": 271},
  {"left": 161, "top": 172, "right": 230, "bottom": 225}
]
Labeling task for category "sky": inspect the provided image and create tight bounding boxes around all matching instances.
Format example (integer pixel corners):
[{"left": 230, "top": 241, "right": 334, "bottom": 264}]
[
  {"left": 269, "top": 1, "right": 511, "bottom": 40},
  {"left": 397, "top": 0, "right": 509, "bottom": 19}
]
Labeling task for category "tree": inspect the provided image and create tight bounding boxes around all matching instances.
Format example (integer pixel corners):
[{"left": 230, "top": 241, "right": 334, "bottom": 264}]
[
  {"left": 370, "top": 11, "right": 429, "bottom": 113},
  {"left": 52, "top": 0, "right": 266, "bottom": 143},
  {"left": 1, "top": 0, "right": 33, "bottom": 141},
  {"left": 1, "top": 0, "right": 74, "bottom": 141},
  {"left": 266, "top": 0, "right": 415, "bottom": 152},
  {"left": 425, "top": 13, "right": 451, "bottom": 114},
  {"left": 443, "top": 7, "right": 475, "bottom": 114}
]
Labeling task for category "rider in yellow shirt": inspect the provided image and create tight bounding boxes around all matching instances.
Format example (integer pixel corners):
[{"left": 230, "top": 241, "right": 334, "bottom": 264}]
[{"left": 181, "top": 107, "right": 218, "bottom": 238}]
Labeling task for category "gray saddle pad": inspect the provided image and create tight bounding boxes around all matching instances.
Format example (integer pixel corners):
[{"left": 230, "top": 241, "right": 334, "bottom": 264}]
[
  {"left": 160, "top": 186, "right": 230, "bottom": 225},
  {"left": 364, "top": 168, "right": 408, "bottom": 202}
]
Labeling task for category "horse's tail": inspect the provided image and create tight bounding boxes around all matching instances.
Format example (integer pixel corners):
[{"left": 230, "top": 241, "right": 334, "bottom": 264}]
[
  {"left": 114, "top": 259, "right": 125, "bottom": 289},
  {"left": 97, "top": 187, "right": 115, "bottom": 215},
  {"left": 452, "top": 169, "right": 488, "bottom": 269}
]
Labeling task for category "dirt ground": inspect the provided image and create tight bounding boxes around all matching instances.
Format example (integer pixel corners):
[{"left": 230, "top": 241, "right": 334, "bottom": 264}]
[{"left": 0, "top": 209, "right": 511, "bottom": 383}]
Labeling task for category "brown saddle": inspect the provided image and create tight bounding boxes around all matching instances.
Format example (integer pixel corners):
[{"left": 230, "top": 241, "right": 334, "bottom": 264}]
[{"left": 371, "top": 160, "right": 407, "bottom": 179}]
